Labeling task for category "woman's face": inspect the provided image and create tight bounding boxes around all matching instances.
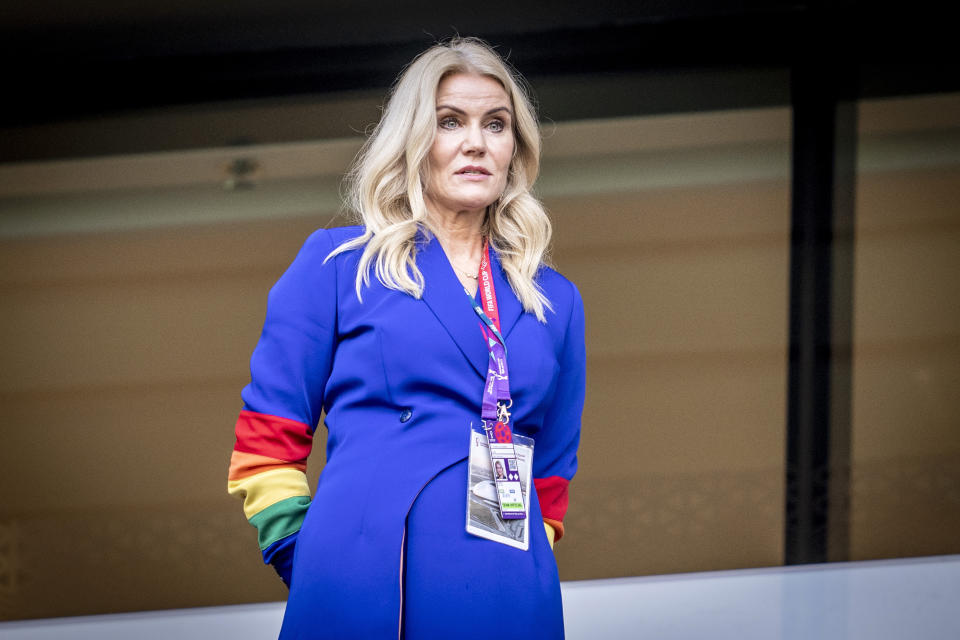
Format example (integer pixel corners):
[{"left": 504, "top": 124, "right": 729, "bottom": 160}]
[{"left": 424, "top": 73, "right": 515, "bottom": 221}]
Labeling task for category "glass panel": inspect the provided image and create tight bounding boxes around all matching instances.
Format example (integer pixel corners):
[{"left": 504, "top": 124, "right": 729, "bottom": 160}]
[
  {"left": 0, "top": 223, "right": 323, "bottom": 619},
  {"left": 544, "top": 108, "right": 792, "bottom": 579},
  {"left": 850, "top": 93, "right": 960, "bottom": 560},
  {"left": 0, "top": 105, "right": 791, "bottom": 620}
]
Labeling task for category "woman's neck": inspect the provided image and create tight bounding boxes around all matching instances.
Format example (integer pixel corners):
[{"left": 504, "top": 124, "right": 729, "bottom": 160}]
[
  {"left": 430, "top": 208, "right": 486, "bottom": 293},
  {"left": 431, "top": 208, "right": 484, "bottom": 245}
]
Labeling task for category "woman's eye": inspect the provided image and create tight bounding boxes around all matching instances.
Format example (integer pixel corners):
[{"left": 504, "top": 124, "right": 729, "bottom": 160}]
[
  {"left": 439, "top": 117, "right": 459, "bottom": 130},
  {"left": 487, "top": 120, "right": 505, "bottom": 133}
]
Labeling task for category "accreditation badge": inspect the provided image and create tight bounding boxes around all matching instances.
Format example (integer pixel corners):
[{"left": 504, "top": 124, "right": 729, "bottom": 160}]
[{"left": 465, "top": 422, "right": 534, "bottom": 550}]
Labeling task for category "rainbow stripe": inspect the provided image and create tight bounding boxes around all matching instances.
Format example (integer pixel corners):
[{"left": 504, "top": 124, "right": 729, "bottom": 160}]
[
  {"left": 534, "top": 476, "right": 570, "bottom": 541},
  {"left": 228, "top": 410, "right": 313, "bottom": 551}
]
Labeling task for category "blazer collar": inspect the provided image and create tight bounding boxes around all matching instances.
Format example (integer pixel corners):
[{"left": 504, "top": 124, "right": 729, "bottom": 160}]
[{"left": 417, "top": 233, "right": 524, "bottom": 378}]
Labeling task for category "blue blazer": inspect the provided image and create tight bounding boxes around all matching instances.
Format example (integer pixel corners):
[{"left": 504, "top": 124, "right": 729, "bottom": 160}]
[{"left": 239, "top": 226, "right": 585, "bottom": 638}]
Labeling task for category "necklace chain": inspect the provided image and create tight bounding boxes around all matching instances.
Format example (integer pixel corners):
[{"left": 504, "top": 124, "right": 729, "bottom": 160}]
[
  {"left": 448, "top": 236, "right": 484, "bottom": 280},
  {"left": 452, "top": 253, "right": 480, "bottom": 280},
  {"left": 456, "top": 266, "right": 479, "bottom": 280}
]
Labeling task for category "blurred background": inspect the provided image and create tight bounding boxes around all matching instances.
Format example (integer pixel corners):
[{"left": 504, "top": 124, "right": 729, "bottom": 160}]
[{"left": 1, "top": 0, "right": 958, "bottom": 622}]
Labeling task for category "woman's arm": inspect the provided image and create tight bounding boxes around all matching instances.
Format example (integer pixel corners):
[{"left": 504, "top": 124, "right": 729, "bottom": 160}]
[
  {"left": 227, "top": 230, "right": 339, "bottom": 586},
  {"left": 533, "top": 280, "right": 586, "bottom": 543}
]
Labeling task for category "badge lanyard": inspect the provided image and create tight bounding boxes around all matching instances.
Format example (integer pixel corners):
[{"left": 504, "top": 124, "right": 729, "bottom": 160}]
[{"left": 465, "top": 241, "right": 526, "bottom": 520}]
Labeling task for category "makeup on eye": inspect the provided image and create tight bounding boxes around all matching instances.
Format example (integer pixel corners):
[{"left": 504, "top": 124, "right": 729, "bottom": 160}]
[
  {"left": 438, "top": 116, "right": 460, "bottom": 130},
  {"left": 486, "top": 118, "right": 506, "bottom": 132},
  {"left": 436, "top": 115, "right": 510, "bottom": 132},
  {"left": 435, "top": 105, "right": 512, "bottom": 131}
]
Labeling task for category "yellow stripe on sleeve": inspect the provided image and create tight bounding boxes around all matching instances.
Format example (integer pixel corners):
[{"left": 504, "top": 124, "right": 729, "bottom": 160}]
[
  {"left": 227, "top": 467, "right": 311, "bottom": 520},
  {"left": 544, "top": 522, "right": 556, "bottom": 549}
]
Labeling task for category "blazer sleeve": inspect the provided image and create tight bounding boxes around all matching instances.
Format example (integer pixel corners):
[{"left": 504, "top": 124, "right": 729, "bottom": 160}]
[
  {"left": 533, "top": 281, "right": 586, "bottom": 541},
  {"left": 227, "top": 229, "right": 338, "bottom": 586}
]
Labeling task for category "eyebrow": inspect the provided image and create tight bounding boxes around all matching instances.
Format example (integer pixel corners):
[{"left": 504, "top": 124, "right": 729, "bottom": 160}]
[{"left": 435, "top": 105, "right": 513, "bottom": 117}]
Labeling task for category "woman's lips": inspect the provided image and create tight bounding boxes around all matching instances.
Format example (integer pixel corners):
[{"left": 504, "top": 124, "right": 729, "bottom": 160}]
[{"left": 455, "top": 166, "right": 492, "bottom": 181}]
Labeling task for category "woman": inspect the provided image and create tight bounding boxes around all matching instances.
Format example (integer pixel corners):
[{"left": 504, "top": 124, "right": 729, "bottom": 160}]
[{"left": 228, "top": 37, "right": 585, "bottom": 639}]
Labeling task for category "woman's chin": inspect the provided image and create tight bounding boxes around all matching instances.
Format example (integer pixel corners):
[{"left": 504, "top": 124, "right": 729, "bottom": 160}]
[
  {"left": 454, "top": 192, "right": 500, "bottom": 212},
  {"left": 428, "top": 200, "right": 497, "bottom": 218}
]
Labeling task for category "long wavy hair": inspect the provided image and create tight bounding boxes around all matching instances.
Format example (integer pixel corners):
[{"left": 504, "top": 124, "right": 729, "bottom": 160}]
[{"left": 327, "top": 37, "right": 553, "bottom": 321}]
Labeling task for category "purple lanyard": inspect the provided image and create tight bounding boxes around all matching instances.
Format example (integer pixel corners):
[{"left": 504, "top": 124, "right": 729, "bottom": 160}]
[
  {"left": 466, "top": 241, "right": 511, "bottom": 423},
  {"left": 465, "top": 242, "right": 525, "bottom": 520}
]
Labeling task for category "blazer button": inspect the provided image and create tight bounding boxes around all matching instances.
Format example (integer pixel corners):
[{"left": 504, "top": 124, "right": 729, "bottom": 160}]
[{"left": 399, "top": 408, "right": 413, "bottom": 423}]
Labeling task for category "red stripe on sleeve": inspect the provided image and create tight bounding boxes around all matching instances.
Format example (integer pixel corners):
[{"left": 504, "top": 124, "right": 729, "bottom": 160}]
[
  {"left": 233, "top": 410, "right": 313, "bottom": 463},
  {"left": 534, "top": 476, "right": 570, "bottom": 540}
]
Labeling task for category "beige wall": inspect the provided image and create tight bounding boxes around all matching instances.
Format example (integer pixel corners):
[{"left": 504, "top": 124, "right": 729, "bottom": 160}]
[
  {"left": 0, "top": 95, "right": 957, "bottom": 620},
  {"left": 0, "top": 221, "right": 318, "bottom": 618},
  {"left": 850, "top": 96, "right": 960, "bottom": 558},
  {"left": 549, "top": 182, "right": 790, "bottom": 578}
]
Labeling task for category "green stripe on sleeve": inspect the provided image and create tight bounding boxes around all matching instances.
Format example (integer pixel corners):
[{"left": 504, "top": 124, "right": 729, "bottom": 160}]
[{"left": 248, "top": 495, "right": 311, "bottom": 550}]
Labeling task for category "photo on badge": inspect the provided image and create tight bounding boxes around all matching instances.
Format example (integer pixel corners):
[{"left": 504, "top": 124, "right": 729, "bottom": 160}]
[{"left": 465, "top": 423, "right": 534, "bottom": 550}]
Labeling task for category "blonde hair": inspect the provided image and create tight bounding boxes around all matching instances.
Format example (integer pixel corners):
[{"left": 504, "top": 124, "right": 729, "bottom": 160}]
[{"left": 328, "top": 37, "right": 553, "bottom": 321}]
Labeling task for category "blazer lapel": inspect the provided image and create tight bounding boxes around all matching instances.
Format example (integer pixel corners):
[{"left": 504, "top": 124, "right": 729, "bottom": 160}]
[{"left": 417, "top": 234, "right": 488, "bottom": 378}]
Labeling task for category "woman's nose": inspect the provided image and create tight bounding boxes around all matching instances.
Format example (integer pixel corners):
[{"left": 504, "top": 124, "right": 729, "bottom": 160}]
[{"left": 462, "top": 124, "right": 486, "bottom": 154}]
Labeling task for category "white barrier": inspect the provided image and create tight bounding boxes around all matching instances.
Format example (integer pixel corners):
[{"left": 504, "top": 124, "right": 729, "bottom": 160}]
[{"left": 2, "top": 555, "right": 958, "bottom": 639}]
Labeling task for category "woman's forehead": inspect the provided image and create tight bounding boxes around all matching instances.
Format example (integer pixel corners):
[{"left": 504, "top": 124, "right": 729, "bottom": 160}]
[{"left": 435, "top": 73, "right": 510, "bottom": 109}]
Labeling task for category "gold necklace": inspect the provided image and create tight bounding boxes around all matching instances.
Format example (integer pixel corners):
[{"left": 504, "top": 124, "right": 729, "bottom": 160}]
[{"left": 449, "top": 237, "right": 483, "bottom": 280}]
